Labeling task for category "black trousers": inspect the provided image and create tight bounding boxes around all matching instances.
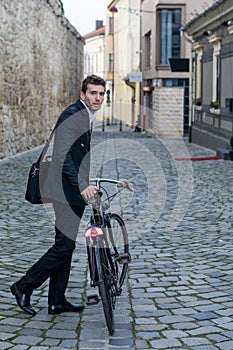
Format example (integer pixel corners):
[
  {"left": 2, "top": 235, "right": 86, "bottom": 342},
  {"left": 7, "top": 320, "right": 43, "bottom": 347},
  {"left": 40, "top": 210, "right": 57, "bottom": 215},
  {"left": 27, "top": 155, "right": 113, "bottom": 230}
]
[{"left": 17, "top": 202, "right": 85, "bottom": 306}]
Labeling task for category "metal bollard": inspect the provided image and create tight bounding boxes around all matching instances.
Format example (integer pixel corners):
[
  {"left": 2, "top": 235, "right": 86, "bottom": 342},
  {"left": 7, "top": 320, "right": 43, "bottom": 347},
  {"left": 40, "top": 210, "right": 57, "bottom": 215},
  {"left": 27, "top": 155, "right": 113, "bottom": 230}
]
[{"left": 119, "top": 120, "right": 122, "bottom": 132}]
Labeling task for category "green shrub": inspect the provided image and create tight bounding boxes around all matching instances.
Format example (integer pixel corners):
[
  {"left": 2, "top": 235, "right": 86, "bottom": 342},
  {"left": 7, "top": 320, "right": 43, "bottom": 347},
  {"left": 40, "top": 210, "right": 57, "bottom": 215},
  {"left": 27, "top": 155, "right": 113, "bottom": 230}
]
[
  {"left": 193, "top": 97, "right": 201, "bottom": 106},
  {"left": 210, "top": 101, "right": 219, "bottom": 109}
]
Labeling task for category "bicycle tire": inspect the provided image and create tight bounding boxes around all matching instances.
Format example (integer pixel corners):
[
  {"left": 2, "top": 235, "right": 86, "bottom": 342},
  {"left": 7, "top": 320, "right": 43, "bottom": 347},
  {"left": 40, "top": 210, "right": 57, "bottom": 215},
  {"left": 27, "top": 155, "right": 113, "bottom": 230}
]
[
  {"left": 105, "top": 213, "right": 129, "bottom": 287},
  {"left": 94, "top": 246, "right": 115, "bottom": 335}
]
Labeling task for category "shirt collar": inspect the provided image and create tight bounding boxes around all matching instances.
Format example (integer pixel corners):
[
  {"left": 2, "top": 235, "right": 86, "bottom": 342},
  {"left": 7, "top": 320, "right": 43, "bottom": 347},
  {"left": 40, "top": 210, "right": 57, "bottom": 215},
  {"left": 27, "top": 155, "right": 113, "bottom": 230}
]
[{"left": 80, "top": 100, "right": 96, "bottom": 124}]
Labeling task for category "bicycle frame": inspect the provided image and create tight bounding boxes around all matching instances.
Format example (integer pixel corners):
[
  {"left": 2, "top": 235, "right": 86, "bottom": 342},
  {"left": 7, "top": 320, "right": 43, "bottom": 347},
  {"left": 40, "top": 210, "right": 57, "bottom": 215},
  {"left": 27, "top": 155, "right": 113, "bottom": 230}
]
[
  {"left": 85, "top": 219, "right": 118, "bottom": 289},
  {"left": 84, "top": 178, "right": 130, "bottom": 335}
]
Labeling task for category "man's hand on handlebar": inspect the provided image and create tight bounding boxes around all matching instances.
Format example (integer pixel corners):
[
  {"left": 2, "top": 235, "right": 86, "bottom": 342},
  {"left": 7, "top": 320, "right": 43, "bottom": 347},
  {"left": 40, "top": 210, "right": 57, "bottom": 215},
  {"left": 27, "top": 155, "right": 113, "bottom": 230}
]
[
  {"left": 117, "top": 181, "right": 133, "bottom": 192},
  {"left": 81, "top": 185, "right": 99, "bottom": 202}
]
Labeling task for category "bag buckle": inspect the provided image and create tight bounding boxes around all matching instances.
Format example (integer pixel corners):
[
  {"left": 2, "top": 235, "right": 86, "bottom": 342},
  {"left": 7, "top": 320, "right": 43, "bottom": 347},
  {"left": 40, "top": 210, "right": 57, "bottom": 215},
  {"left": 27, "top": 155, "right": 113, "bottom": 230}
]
[{"left": 31, "top": 167, "right": 39, "bottom": 177}]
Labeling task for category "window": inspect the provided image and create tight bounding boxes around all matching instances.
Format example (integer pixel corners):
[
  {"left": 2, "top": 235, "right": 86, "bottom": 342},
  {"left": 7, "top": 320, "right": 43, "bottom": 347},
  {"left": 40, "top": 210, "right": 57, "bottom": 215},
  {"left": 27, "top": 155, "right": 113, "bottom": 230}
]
[
  {"left": 108, "top": 52, "right": 113, "bottom": 72},
  {"left": 145, "top": 31, "right": 152, "bottom": 68},
  {"left": 208, "top": 35, "right": 222, "bottom": 104},
  {"left": 216, "top": 54, "right": 220, "bottom": 102},
  {"left": 84, "top": 54, "right": 91, "bottom": 75},
  {"left": 109, "top": 16, "right": 113, "bottom": 34},
  {"left": 193, "top": 43, "right": 203, "bottom": 102},
  {"left": 158, "top": 9, "right": 181, "bottom": 65}
]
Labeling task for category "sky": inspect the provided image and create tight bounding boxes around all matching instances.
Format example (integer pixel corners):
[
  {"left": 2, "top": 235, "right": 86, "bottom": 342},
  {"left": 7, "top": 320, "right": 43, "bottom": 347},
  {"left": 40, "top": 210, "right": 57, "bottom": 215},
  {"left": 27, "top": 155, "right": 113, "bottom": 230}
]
[{"left": 62, "top": 0, "right": 106, "bottom": 36}]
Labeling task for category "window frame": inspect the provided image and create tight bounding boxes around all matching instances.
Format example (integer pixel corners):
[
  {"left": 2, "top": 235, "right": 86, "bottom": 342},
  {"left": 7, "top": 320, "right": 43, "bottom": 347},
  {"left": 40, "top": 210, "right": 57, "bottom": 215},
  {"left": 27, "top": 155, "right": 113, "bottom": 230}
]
[
  {"left": 156, "top": 4, "right": 185, "bottom": 68},
  {"left": 108, "top": 52, "right": 113, "bottom": 72},
  {"left": 208, "top": 34, "right": 222, "bottom": 104},
  {"left": 144, "top": 30, "right": 152, "bottom": 69},
  {"left": 109, "top": 16, "right": 113, "bottom": 35}
]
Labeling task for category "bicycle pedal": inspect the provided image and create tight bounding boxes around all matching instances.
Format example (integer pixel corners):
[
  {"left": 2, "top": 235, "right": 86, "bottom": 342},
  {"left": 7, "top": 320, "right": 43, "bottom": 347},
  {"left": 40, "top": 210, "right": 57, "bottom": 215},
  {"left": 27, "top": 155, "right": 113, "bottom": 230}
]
[
  {"left": 115, "top": 253, "right": 131, "bottom": 264},
  {"left": 116, "top": 287, "right": 122, "bottom": 296},
  {"left": 86, "top": 294, "right": 100, "bottom": 305}
]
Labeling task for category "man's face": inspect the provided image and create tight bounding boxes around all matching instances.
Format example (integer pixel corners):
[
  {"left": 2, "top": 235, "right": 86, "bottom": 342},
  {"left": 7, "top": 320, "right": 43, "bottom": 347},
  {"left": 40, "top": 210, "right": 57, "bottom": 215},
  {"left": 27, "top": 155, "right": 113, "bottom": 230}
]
[{"left": 80, "top": 84, "right": 105, "bottom": 113}]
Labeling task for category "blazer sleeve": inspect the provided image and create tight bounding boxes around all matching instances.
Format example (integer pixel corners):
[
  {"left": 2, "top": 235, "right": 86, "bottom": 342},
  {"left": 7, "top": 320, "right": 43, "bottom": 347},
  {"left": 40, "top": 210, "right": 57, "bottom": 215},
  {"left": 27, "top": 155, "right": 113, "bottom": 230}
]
[{"left": 53, "top": 107, "right": 90, "bottom": 194}]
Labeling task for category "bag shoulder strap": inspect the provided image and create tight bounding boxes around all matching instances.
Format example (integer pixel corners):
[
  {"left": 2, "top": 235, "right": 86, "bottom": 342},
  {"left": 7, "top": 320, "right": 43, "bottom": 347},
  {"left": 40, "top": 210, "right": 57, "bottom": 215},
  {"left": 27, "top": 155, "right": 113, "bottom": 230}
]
[{"left": 36, "top": 126, "right": 56, "bottom": 166}]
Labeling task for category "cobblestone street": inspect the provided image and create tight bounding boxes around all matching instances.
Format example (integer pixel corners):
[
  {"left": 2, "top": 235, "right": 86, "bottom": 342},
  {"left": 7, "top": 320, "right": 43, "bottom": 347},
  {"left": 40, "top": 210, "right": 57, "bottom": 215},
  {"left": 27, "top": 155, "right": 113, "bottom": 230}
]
[{"left": 0, "top": 124, "right": 233, "bottom": 349}]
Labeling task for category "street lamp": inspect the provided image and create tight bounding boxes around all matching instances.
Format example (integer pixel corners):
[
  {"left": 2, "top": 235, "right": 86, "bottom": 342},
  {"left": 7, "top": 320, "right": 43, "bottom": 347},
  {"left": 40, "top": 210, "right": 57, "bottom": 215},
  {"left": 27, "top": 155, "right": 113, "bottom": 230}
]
[
  {"left": 109, "top": 5, "right": 118, "bottom": 125},
  {"left": 109, "top": 5, "right": 118, "bottom": 13}
]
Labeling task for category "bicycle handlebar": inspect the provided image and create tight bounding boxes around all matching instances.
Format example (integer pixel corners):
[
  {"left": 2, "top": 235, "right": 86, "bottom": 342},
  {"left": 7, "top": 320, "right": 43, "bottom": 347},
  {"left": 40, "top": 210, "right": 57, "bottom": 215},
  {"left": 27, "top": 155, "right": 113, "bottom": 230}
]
[
  {"left": 87, "top": 178, "right": 133, "bottom": 208},
  {"left": 90, "top": 178, "right": 132, "bottom": 191}
]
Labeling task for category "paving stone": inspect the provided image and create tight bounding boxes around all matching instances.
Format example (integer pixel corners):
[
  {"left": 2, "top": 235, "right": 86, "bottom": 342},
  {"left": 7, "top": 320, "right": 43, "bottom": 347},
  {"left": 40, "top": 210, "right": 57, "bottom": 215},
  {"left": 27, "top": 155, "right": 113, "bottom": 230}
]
[
  {"left": 136, "top": 331, "right": 160, "bottom": 340},
  {"left": 188, "top": 325, "right": 224, "bottom": 336},
  {"left": 162, "top": 329, "right": 188, "bottom": 338},
  {"left": 78, "top": 341, "right": 105, "bottom": 349},
  {"left": 0, "top": 332, "right": 14, "bottom": 341},
  {"left": 192, "top": 312, "right": 219, "bottom": 320},
  {"left": 26, "top": 321, "right": 52, "bottom": 330},
  {"left": 59, "top": 339, "right": 78, "bottom": 349},
  {"left": 172, "top": 322, "right": 199, "bottom": 330},
  {"left": 218, "top": 341, "right": 233, "bottom": 350},
  {"left": 40, "top": 338, "right": 60, "bottom": 346},
  {"left": 45, "top": 329, "right": 78, "bottom": 339},
  {"left": 109, "top": 338, "right": 134, "bottom": 346},
  {"left": 207, "top": 333, "right": 229, "bottom": 343},
  {"left": 135, "top": 318, "right": 158, "bottom": 325},
  {"left": 134, "top": 339, "right": 149, "bottom": 349},
  {"left": 80, "top": 327, "right": 106, "bottom": 340},
  {"left": 218, "top": 322, "right": 233, "bottom": 330},
  {"left": 217, "top": 309, "right": 233, "bottom": 317},
  {"left": 182, "top": 336, "right": 211, "bottom": 346},
  {"left": 172, "top": 307, "right": 196, "bottom": 315},
  {"left": 18, "top": 328, "right": 44, "bottom": 337},
  {"left": 195, "top": 303, "right": 222, "bottom": 312},
  {"left": 11, "top": 335, "right": 42, "bottom": 346},
  {"left": 150, "top": 338, "right": 182, "bottom": 348},
  {"left": 0, "top": 317, "right": 27, "bottom": 326},
  {"left": 158, "top": 315, "right": 194, "bottom": 324}
]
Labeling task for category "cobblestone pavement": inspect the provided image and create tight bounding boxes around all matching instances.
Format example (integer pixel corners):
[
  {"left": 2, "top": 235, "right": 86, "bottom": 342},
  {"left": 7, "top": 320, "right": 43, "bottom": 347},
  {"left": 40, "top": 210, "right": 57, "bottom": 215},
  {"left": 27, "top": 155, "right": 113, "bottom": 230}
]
[{"left": 0, "top": 123, "right": 233, "bottom": 350}]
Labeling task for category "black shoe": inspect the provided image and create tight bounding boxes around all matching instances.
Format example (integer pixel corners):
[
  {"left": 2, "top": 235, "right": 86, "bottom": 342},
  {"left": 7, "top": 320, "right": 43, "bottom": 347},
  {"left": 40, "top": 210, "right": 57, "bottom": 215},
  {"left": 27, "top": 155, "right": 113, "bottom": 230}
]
[
  {"left": 48, "top": 301, "right": 85, "bottom": 315},
  {"left": 10, "top": 283, "right": 36, "bottom": 316}
]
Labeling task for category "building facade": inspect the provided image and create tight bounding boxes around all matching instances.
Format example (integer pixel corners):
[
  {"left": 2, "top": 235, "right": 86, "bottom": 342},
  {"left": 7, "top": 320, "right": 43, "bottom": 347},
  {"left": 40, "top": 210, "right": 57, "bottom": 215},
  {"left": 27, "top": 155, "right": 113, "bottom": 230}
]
[
  {"left": 182, "top": 0, "right": 233, "bottom": 150},
  {"left": 84, "top": 21, "right": 109, "bottom": 121},
  {"left": 140, "top": 0, "right": 214, "bottom": 137},
  {"left": 106, "top": 0, "right": 141, "bottom": 127},
  {"left": 84, "top": 21, "right": 105, "bottom": 78}
]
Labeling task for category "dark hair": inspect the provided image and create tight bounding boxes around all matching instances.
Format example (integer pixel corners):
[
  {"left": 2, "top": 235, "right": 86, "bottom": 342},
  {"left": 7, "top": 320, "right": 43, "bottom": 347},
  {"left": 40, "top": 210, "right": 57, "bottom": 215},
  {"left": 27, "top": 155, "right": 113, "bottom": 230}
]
[{"left": 81, "top": 74, "right": 106, "bottom": 93}]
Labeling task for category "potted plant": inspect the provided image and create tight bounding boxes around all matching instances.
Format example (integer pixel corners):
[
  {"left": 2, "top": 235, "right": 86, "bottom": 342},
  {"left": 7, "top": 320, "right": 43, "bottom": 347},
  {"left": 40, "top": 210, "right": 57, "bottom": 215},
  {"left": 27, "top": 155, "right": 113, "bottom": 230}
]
[
  {"left": 209, "top": 101, "right": 220, "bottom": 115},
  {"left": 230, "top": 135, "right": 233, "bottom": 161},
  {"left": 193, "top": 97, "right": 202, "bottom": 111}
]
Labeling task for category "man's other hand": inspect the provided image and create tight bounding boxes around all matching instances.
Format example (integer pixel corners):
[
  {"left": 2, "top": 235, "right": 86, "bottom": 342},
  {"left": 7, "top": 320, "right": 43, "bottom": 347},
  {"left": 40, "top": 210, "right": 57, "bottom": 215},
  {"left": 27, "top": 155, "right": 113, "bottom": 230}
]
[{"left": 81, "top": 185, "right": 99, "bottom": 202}]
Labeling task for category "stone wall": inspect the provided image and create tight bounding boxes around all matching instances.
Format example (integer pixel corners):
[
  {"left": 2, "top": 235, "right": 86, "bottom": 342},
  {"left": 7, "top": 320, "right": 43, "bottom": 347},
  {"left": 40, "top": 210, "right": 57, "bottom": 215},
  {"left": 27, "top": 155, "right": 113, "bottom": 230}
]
[
  {"left": 0, "top": 0, "right": 84, "bottom": 158},
  {"left": 152, "top": 87, "right": 184, "bottom": 138}
]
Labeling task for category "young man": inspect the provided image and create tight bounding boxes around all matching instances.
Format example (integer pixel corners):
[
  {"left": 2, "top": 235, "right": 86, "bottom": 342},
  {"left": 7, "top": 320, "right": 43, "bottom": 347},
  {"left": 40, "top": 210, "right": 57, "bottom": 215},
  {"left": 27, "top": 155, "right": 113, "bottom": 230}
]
[{"left": 11, "top": 75, "right": 106, "bottom": 315}]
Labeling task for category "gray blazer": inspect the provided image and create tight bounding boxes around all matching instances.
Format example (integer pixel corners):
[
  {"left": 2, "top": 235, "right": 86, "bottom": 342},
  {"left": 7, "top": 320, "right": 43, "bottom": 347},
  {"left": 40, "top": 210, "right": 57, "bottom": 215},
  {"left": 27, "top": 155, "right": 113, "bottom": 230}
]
[{"left": 41, "top": 99, "right": 91, "bottom": 206}]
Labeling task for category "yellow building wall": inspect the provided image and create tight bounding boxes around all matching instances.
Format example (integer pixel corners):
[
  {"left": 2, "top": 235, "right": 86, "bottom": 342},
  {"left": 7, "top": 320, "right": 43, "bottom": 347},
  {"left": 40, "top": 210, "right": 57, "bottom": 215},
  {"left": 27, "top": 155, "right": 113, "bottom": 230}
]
[{"left": 107, "top": 0, "right": 141, "bottom": 127}]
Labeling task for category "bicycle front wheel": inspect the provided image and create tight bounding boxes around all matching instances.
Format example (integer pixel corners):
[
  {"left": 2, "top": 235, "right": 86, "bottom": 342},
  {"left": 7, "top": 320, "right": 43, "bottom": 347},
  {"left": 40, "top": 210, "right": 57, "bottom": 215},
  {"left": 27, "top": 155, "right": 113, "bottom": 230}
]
[
  {"left": 105, "top": 213, "right": 129, "bottom": 287},
  {"left": 94, "top": 246, "right": 114, "bottom": 335}
]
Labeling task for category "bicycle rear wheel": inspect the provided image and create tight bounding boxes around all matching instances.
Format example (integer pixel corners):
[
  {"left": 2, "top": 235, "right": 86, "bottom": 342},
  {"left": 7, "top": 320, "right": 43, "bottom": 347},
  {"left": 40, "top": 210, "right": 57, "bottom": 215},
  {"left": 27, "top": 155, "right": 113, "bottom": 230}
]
[
  {"left": 94, "top": 246, "right": 114, "bottom": 335},
  {"left": 105, "top": 213, "right": 129, "bottom": 287}
]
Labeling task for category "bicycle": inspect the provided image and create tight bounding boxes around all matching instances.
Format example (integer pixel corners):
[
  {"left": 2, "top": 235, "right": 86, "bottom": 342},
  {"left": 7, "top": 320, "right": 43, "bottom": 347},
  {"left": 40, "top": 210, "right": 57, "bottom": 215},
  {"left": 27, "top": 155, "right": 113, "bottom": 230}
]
[{"left": 84, "top": 178, "right": 131, "bottom": 335}]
